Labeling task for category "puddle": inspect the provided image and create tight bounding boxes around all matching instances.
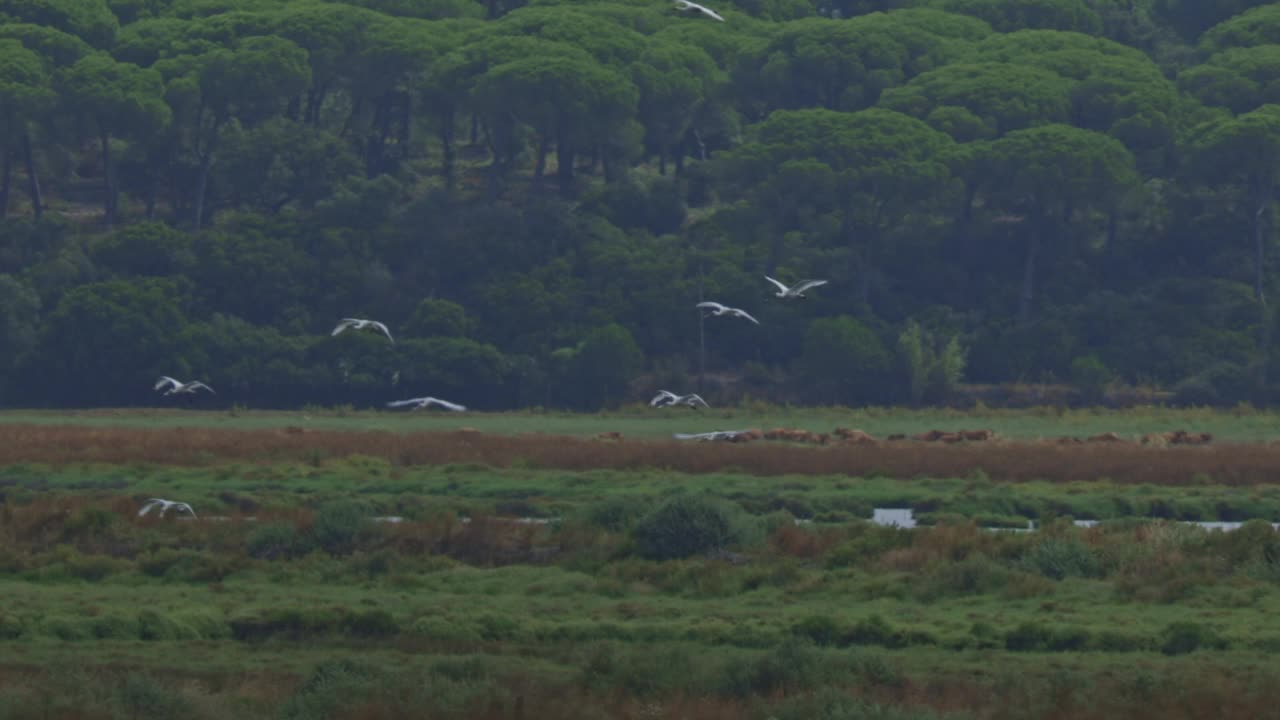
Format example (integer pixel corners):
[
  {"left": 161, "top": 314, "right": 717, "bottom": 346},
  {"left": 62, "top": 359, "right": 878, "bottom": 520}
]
[{"left": 870, "top": 508, "right": 1280, "bottom": 533}]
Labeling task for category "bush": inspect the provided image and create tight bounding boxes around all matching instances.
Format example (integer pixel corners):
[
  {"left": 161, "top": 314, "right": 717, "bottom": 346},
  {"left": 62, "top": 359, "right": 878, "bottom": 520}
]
[
  {"left": 313, "top": 501, "right": 373, "bottom": 555},
  {"left": 632, "top": 495, "right": 756, "bottom": 561},
  {"left": 585, "top": 496, "right": 653, "bottom": 533},
  {"left": 1071, "top": 354, "right": 1112, "bottom": 401},
  {"left": 1160, "top": 621, "right": 1225, "bottom": 655},
  {"left": 1023, "top": 539, "right": 1100, "bottom": 580},
  {"left": 248, "top": 521, "right": 313, "bottom": 560}
]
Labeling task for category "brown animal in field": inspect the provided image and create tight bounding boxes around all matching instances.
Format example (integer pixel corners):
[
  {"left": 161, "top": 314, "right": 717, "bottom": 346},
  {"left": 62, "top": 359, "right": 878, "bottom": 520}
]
[
  {"left": 912, "top": 429, "right": 947, "bottom": 442},
  {"left": 763, "top": 428, "right": 788, "bottom": 441},
  {"left": 960, "top": 429, "right": 996, "bottom": 442},
  {"left": 834, "top": 428, "right": 878, "bottom": 445},
  {"left": 1169, "top": 430, "right": 1212, "bottom": 445},
  {"left": 1140, "top": 432, "right": 1168, "bottom": 446},
  {"left": 1086, "top": 432, "right": 1126, "bottom": 443},
  {"left": 812, "top": 432, "right": 831, "bottom": 445},
  {"left": 594, "top": 431, "right": 623, "bottom": 441},
  {"left": 938, "top": 431, "right": 965, "bottom": 443}
]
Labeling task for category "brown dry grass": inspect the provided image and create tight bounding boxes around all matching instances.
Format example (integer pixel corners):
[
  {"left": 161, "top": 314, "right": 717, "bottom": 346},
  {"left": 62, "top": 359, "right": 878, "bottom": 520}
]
[{"left": 2, "top": 423, "right": 1278, "bottom": 484}]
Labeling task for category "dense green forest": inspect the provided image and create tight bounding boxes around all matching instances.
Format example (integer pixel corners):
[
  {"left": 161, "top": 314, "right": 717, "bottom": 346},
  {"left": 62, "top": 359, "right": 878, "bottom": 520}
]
[{"left": 3, "top": 0, "right": 1280, "bottom": 410}]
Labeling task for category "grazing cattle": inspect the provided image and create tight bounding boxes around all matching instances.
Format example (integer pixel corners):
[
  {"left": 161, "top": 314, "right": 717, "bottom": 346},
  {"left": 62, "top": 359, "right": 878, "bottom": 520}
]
[
  {"left": 937, "top": 432, "right": 965, "bottom": 443},
  {"left": 1140, "top": 432, "right": 1168, "bottom": 446},
  {"left": 960, "top": 429, "right": 996, "bottom": 442},
  {"left": 912, "top": 429, "right": 947, "bottom": 442},
  {"left": 1168, "top": 430, "right": 1212, "bottom": 445},
  {"left": 833, "top": 428, "right": 878, "bottom": 445},
  {"left": 1086, "top": 432, "right": 1126, "bottom": 443}
]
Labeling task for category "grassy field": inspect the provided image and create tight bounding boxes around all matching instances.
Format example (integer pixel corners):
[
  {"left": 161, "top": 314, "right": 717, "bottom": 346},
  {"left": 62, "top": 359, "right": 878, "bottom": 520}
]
[
  {"left": 3, "top": 407, "right": 1280, "bottom": 719},
  {"left": 2, "top": 403, "right": 1279, "bottom": 441}
]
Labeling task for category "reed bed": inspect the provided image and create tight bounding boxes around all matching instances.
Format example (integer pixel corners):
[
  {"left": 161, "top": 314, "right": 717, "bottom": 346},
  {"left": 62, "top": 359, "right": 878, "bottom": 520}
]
[{"left": 2, "top": 424, "right": 1278, "bottom": 485}]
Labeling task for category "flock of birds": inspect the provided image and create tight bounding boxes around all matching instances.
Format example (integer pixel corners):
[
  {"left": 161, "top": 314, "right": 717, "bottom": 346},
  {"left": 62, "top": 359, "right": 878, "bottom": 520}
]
[
  {"left": 152, "top": 317, "right": 466, "bottom": 411},
  {"left": 153, "top": 274, "right": 827, "bottom": 413}
]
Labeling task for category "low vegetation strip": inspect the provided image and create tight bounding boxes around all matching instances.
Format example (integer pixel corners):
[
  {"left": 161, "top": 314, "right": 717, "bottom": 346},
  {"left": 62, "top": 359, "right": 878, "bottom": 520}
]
[{"left": 3, "top": 423, "right": 1280, "bottom": 484}]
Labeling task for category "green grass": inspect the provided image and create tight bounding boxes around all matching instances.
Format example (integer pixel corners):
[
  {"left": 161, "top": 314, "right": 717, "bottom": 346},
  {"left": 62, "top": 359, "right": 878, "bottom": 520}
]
[
  {"left": 5, "top": 408, "right": 1280, "bottom": 718},
  {"left": 2, "top": 404, "right": 1279, "bottom": 441},
  {"left": 7, "top": 461, "right": 1280, "bottom": 523}
]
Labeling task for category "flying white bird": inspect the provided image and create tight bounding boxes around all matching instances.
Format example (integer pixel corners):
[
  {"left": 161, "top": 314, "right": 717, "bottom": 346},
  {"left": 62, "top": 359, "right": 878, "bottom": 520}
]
[
  {"left": 674, "top": 429, "right": 750, "bottom": 442},
  {"left": 651, "top": 390, "right": 710, "bottom": 408},
  {"left": 386, "top": 396, "right": 467, "bottom": 412},
  {"left": 153, "top": 376, "right": 215, "bottom": 395},
  {"left": 332, "top": 318, "right": 394, "bottom": 343},
  {"left": 673, "top": 0, "right": 725, "bottom": 21},
  {"left": 138, "top": 498, "right": 197, "bottom": 518},
  {"left": 697, "top": 301, "right": 760, "bottom": 325},
  {"left": 765, "top": 276, "right": 828, "bottom": 299}
]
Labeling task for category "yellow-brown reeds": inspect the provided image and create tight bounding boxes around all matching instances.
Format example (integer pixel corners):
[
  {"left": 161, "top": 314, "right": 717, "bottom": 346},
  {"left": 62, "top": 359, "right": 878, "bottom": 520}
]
[{"left": 1, "top": 423, "right": 1277, "bottom": 485}]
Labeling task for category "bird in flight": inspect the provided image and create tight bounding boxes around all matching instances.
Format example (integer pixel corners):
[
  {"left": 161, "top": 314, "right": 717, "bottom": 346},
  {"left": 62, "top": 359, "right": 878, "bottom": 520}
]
[
  {"left": 697, "top": 301, "right": 760, "bottom": 325},
  {"left": 651, "top": 390, "right": 711, "bottom": 408},
  {"left": 673, "top": 0, "right": 725, "bottom": 21},
  {"left": 138, "top": 498, "right": 197, "bottom": 518},
  {"left": 332, "top": 318, "right": 394, "bottom": 343},
  {"left": 765, "top": 276, "right": 828, "bottom": 299},
  {"left": 386, "top": 396, "right": 467, "bottom": 412},
  {"left": 154, "top": 376, "right": 215, "bottom": 395}
]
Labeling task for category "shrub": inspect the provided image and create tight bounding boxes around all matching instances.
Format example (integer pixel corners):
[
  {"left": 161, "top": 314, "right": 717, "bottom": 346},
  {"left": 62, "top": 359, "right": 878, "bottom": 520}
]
[
  {"left": 1160, "top": 621, "right": 1225, "bottom": 655},
  {"left": 248, "top": 521, "right": 312, "bottom": 560},
  {"left": 584, "top": 496, "right": 652, "bottom": 532},
  {"left": 313, "top": 501, "right": 373, "bottom": 555},
  {"left": 114, "top": 673, "right": 190, "bottom": 720},
  {"left": 632, "top": 495, "right": 757, "bottom": 561},
  {"left": 1023, "top": 539, "right": 1100, "bottom": 580},
  {"left": 792, "top": 615, "right": 842, "bottom": 647}
]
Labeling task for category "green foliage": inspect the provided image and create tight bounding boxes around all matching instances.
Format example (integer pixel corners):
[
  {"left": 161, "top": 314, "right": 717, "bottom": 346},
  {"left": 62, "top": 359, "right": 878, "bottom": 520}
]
[
  {"left": 897, "top": 320, "right": 967, "bottom": 405},
  {"left": 312, "top": 500, "right": 374, "bottom": 555},
  {"left": 799, "top": 316, "right": 894, "bottom": 404},
  {"left": 632, "top": 494, "right": 756, "bottom": 561}
]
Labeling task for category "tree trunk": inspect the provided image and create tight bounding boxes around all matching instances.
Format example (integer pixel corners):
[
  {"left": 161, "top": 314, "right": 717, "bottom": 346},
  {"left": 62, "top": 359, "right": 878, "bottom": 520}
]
[
  {"left": 439, "top": 107, "right": 456, "bottom": 189},
  {"left": 658, "top": 147, "right": 667, "bottom": 176},
  {"left": 533, "top": 136, "right": 548, "bottom": 185},
  {"left": 194, "top": 152, "right": 212, "bottom": 230},
  {"left": 1255, "top": 202, "right": 1268, "bottom": 306},
  {"left": 1019, "top": 228, "right": 1043, "bottom": 326},
  {"left": 101, "top": 129, "right": 116, "bottom": 225},
  {"left": 21, "top": 131, "right": 41, "bottom": 220},
  {"left": 674, "top": 137, "right": 685, "bottom": 175},
  {"left": 555, "top": 129, "right": 574, "bottom": 197},
  {"left": 0, "top": 146, "right": 11, "bottom": 219}
]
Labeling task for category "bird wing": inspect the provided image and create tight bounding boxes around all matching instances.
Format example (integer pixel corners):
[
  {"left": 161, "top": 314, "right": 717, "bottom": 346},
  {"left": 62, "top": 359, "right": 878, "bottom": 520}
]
[
  {"left": 793, "top": 279, "right": 828, "bottom": 293},
  {"left": 687, "top": 394, "right": 710, "bottom": 407},
  {"left": 154, "top": 376, "right": 180, "bottom": 391},
  {"left": 651, "top": 390, "right": 678, "bottom": 406},
  {"left": 331, "top": 319, "right": 355, "bottom": 336},
  {"left": 427, "top": 398, "right": 466, "bottom": 411},
  {"left": 764, "top": 276, "right": 790, "bottom": 293},
  {"left": 732, "top": 308, "right": 760, "bottom": 324},
  {"left": 188, "top": 382, "right": 214, "bottom": 393},
  {"left": 696, "top": 301, "right": 726, "bottom": 311},
  {"left": 386, "top": 399, "right": 422, "bottom": 408},
  {"left": 370, "top": 321, "right": 394, "bottom": 342},
  {"left": 138, "top": 500, "right": 160, "bottom": 517},
  {"left": 176, "top": 502, "right": 196, "bottom": 517}
]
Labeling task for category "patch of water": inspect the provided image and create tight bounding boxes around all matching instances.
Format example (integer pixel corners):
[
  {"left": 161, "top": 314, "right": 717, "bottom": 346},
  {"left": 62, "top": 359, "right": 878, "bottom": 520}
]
[{"left": 870, "top": 509, "right": 1280, "bottom": 533}]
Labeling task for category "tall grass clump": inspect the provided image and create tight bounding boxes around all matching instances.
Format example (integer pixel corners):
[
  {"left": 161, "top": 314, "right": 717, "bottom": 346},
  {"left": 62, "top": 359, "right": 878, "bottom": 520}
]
[
  {"left": 312, "top": 500, "right": 374, "bottom": 555},
  {"left": 632, "top": 495, "right": 759, "bottom": 560}
]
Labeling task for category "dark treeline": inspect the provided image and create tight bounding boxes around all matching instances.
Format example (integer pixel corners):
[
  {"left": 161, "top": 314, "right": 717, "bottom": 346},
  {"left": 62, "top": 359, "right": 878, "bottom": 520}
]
[{"left": 1, "top": 0, "right": 1279, "bottom": 410}]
